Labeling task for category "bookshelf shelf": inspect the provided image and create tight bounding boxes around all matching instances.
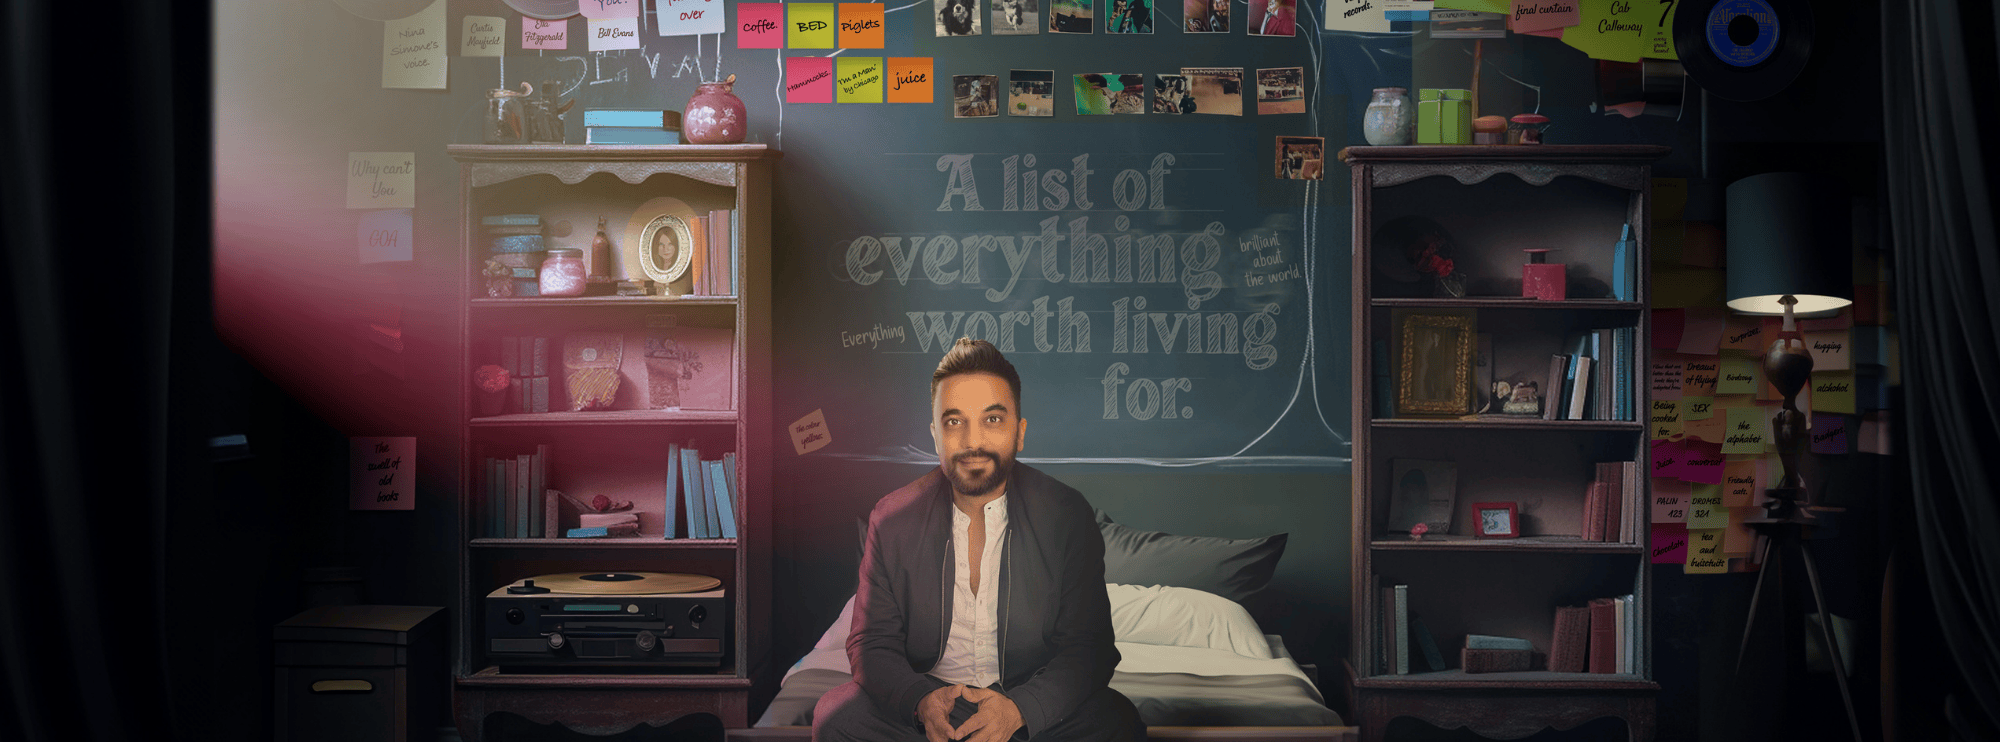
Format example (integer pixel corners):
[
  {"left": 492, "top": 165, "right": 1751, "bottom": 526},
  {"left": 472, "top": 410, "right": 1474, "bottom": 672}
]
[
  {"left": 470, "top": 410, "right": 739, "bottom": 427},
  {"left": 463, "top": 666, "right": 753, "bottom": 689},
  {"left": 470, "top": 537, "right": 738, "bottom": 549},
  {"left": 472, "top": 295, "right": 739, "bottom": 309},
  {"left": 1346, "top": 146, "right": 1663, "bottom": 742}
]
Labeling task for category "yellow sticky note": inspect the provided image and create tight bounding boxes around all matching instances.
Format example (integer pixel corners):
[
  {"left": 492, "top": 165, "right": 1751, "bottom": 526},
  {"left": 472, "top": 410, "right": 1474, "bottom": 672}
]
[
  {"left": 836, "top": 56, "right": 884, "bottom": 102},
  {"left": 1650, "top": 359, "right": 1684, "bottom": 401},
  {"left": 1812, "top": 370, "right": 1857, "bottom": 415},
  {"left": 789, "top": 3, "right": 836, "bottom": 47},
  {"left": 462, "top": 16, "right": 506, "bottom": 57},
  {"left": 1685, "top": 528, "right": 1727, "bottom": 574},
  {"left": 1718, "top": 356, "right": 1760, "bottom": 395},
  {"left": 347, "top": 152, "right": 416, "bottom": 210},
  {"left": 1686, "top": 482, "right": 1728, "bottom": 529},
  {"left": 1650, "top": 399, "right": 1681, "bottom": 440},
  {"left": 1721, "top": 458, "right": 1758, "bottom": 507},
  {"left": 1724, "top": 509, "right": 1755, "bottom": 555},
  {"left": 1683, "top": 396, "right": 1715, "bottom": 421},
  {"left": 886, "top": 57, "right": 933, "bottom": 102},
  {"left": 1562, "top": 0, "right": 1677, "bottom": 62},
  {"left": 1682, "top": 358, "right": 1719, "bottom": 397},
  {"left": 1684, "top": 411, "right": 1724, "bottom": 444},
  {"left": 839, "top": 3, "right": 885, "bottom": 47},
  {"left": 382, "top": 0, "right": 447, "bottom": 89},
  {"left": 1722, "top": 314, "right": 1767, "bottom": 352},
  {"left": 1433, "top": 0, "right": 1508, "bottom": 12},
  {"left": 1722, "top": 406, "right": 1768, "bottom": 454}
]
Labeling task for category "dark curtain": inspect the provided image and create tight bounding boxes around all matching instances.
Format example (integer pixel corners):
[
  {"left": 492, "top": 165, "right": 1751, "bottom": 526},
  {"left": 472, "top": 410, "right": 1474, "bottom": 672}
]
[
  {"left": 0, "top": 1, "right": 210, "bottom": 741},
  {"left": 1881, "top": 1, "right": 2000, "bottom": 740}
]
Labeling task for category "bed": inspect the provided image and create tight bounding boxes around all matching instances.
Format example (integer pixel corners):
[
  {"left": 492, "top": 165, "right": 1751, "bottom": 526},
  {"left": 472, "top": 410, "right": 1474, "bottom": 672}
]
[{"left": 734, "top": 513, "right": 1355, "bottom": 742}]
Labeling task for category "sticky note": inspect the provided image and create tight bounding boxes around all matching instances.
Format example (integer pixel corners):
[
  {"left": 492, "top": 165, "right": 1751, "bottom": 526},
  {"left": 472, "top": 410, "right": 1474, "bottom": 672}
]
[
  {"left": 1651, "top": 438, "right": 1685, "bottom": 480},
  {"left": 347, "top": 152, "right": 416, "bottom": 210},
  {"left": 1686, "top": 482, "right": 1727, "bottom": 529},
  {"left": 1650, "top": 359, "right": 1684, "bottom": 400},
  {"left": 790, "top": 409, "right": 832, "bottom": 454},
  {"left": 840, "top": 3, "right": 886, "bottom": 47},
  {"left": 738, "top": 3, "right": 787, "bottom": 47},
  {"left": 1651, "top": 524, "right": 1689, "bottom": 564},
  {"left": 581, "top": 0, "right": 641, "bottom": 18},
  {"left": 1509, "top": 0, "right": 1577, "bottom": 32},
  {"left": 1652, "top": 476, "right": 1690, "bottom": 523},
  {"left": 886, "top": 57, "right": 934, "bottom": 102},
  {"left": 836, "top": 56, "right": 884, "bottom": 102},
  {"left": 1724, "top": 511, "right": 1755, "bottom": 555},
  {"left": 1683, "top": 411, "right": 1724, "bottom": 444},
  {"left": 382, "top": 0, "right": 447, "bottom": 90},
  {"left": 1685, "top": 529, "right": 1727, "bottom": 573},
  {"left": 1811, "top": 413, "right": 1851, "bottom": 454},
  {"left": 1680, "top": 440, "right": 1724, "bottom": 485},
  {"left": 1722, "top": 458, "right": 1758, "bottom": 507},
  {"left": 1652, "top": 308, "right": 1684, "bottom": 349},
  {"left": 1681, "top": 358, "right": 1719, "bottom": 396},
  {"left": 1433, "top": 0, "right": 1506, "bottom": 12},
  {"left": 588, "top": 16, "right": 641, "bottom": 50},
  {"left": 786, "top": 56, "right": 834, "bottom": 103},
  {"left": 1718, "top": 357, "right": 1760, "bottom": 395},
  {"left": 789, "top": 3, "right": 837, "bottom": 47},
  {"left": 358, "top": 209, "right": 413, "bottom": 263},
  {"left": 1723, "top": 406, "right": 1769, "bottom": 454},
  {"left": 350, "top": 437, "right": 416, "bottom": 511},
  {"left": 1722, "top": 314, "right": 1766, "bottom": 352},
  {"left": 1805, "top": 329, "right": 1852, "bottom": 371},
  {"left": 1683, "top": 396, "right": 1715, "bottom": 421},
  {"left": 1650, "top": 399, "right": 1681, "bottom": 440},
  {"left": 1326, "top": 0, "right": 1395, "bottom": 32},
  {"left": 1563, "top": 0, "right": 1676, "bottom": 63},
  {"left": 462, "top": 16, "right": 505, "bottom": 57},
  {"left": 658, "top": 0, "right": 726, "bottom": 35},
  {"left": 522, "top": 16, "right": 569, "bottom": 49},
  {"left": 1812, "top": 370, "right": 1857, "bottom": 415},
  {"left": 1677, "top": 307, "right": 1725, "bottom": 356}
]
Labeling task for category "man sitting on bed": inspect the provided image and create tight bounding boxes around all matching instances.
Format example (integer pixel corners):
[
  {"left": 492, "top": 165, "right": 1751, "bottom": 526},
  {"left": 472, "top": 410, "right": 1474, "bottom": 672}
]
[{"left": 814, "top": 338, "right": 1144, "bottom": 742}]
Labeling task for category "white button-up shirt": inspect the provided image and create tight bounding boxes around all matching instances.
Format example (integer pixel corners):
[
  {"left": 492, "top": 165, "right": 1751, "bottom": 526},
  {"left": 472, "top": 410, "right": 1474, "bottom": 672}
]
[{"left": 930, "top": 494, "right": 1008, "bottom": 688}]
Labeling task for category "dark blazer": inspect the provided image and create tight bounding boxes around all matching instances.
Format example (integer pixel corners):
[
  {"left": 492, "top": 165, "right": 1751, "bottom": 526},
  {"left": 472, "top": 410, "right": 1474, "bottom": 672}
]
[{"left": 847, "top": 464, "right": 1119, "bottom": 737}]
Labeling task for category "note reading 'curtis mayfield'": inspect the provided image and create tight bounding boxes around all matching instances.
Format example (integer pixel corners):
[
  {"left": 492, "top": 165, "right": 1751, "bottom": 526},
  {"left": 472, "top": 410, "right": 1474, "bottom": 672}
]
[
  {"left": 790, "top": 3, "right": 838, "bottom": 47},
  {"left": 887, "top": 57, "right": 935, "bottom": 103},
  {"left": 737, "top": 3, "right": 786, "bottom": 47},
  {"left": 462, "top": 16, "right": 505, "bottom": 57}
]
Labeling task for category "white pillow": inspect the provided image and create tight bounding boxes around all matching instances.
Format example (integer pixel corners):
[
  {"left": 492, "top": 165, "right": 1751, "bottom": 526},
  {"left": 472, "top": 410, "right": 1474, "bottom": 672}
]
[
  {"left": 815, "top": 594, "right": 858, "bottom": 649},
  {"left": 1106, "top": 583, "right": 1272, "bottom": 659}
]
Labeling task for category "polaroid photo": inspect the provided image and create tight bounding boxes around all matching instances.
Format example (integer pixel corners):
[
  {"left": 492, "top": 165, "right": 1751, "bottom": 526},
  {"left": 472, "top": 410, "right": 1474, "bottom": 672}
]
[
  {"left": 1256, "top": 67, "right": 1306, "bottom": 114},
  {"left": 1182, "top": 0, "right": 1227, "bottom": 32},
  {"left": 1073, "top": 73, "right": 1116, "bottom": 115},
  {"left": 1182, "top": 67, "right": 1243, "bottom": 116},
  {"left": 1275, "top": 136, "right": 1325, "bottom": 180},
  {"left": 1153, "top": 74, "right": 1193, "bottom": 114},
  {"left": 1009, "top": 70, "right": 1055, "bottom": 116},
  {"left": 1104, "top": 0, "right": 1153, "bottom": 32},
  {"left": 953, "top": 74, "right": 999, "bottom": 117},
  {"left": 991, "top": 0, "right": 1041, "bottom": 34},
  {"left": 938, "top": 0, "right": 983, "bottom": 36},
  {"left": 1048, "top": 0, "right": 1093, "bottom": 33},
  {"left": 1246, "top": 0, "right": 1295, "bottom": 36}
]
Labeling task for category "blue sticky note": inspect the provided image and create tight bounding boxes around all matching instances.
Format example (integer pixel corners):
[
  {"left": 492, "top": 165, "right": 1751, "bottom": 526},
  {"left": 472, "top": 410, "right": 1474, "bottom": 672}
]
[{"left": 358, "top": 209, "right": 413, "bottom": 263}]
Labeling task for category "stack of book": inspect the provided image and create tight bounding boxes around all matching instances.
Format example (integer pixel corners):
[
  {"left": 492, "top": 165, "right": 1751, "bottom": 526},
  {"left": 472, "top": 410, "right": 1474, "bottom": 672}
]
[
  {"left": 583, "top": 108, "right": 680, "bottom": 145},
  {"left": 1549, "top": 594, "right": 1638, "bottom": 674},
  {"left": 480, "top": 444, "right": 551, "bottom": 538},
  {"left": 681, "top": 209, "right": 736, "bottom": 297},
  {"left": 498, "top": 336, "right": 552, "bottom": 414},
  {"left": 1581, "top": 460, "right": 1637, "bottom": 543},
  {"left": 1543, "top": 326, "right": 1637, "bottom": 421},
  {"left": 664, "top": 443, "right": 739, "bottom": 540},
  {"left": 1461, "top": 634, "right": 1534, "bottom": 673},
  {"left": 1377, "top": 583, "right": 1447, "bottom": 674}
]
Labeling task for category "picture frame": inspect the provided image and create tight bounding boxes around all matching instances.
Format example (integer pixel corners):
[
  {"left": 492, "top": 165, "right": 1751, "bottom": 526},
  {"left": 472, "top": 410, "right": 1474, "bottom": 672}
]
[
  {"left": 1385, "top": 458, "right": 1457, "bottom": 536},
  {"left": 1473, "top": 502, "right": 1520, "bottom": 538},
  {"left": 1397, "top": 312, "right": 1475, "bottom": 415},
  {"left": 637, "top": 214, "right": 695, "bottom": 286},
  {"left": 623, "top": 196, "right": 702, "bottom": 293}
]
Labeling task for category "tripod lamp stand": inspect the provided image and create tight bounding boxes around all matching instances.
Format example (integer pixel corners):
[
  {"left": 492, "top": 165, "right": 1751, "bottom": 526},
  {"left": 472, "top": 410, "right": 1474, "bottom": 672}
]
[{"left": 1723, "top": 171, "right": 1863, "bottom": 742}]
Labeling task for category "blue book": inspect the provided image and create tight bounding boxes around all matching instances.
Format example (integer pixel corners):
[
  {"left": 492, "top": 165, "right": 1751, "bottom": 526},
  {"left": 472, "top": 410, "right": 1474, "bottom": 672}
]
[
  {"left": 663, "top": 443, "right": 680, "bottom": 539},
  {"left": 681, "top": 447, "right": 707, "bottom": 538},
  {"left": 585, "top": 127, "right": 682, "bottom": 145},
  {"left": 708, "top": 459, "right": 737, "bottom": 538},
  {"left": 1611, "top": 224, "right": 1635, "bottom": 301},
  {"left": 582, "top": 108, "right": 672, "bottom": 128},
  {"left": 566, "top": 527, "right": 610, "bottom": 538}
]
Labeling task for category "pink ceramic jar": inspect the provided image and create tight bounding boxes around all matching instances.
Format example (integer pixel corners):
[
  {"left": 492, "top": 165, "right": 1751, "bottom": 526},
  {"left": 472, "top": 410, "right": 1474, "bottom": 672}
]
[
  {"left": 539, "top": 248, "right": 587, "bottom": 297},
  {"left": 684, "top": 74, "right": 746, "bottom": 144}
]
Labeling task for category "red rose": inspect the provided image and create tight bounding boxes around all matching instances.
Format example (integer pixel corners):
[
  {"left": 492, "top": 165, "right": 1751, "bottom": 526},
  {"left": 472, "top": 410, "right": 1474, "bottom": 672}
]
[{"left": 474, "top": 364, "right": 511, "bottom": 393}]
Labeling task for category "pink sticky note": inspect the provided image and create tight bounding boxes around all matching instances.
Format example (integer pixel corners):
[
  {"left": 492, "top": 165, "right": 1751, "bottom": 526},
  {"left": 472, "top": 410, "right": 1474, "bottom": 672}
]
[
  {"left": 1510, "top": 0, "right": 1578, "bottom": 32},
  {"left": 1652, "top": 308, "right": 1684, "bottom": 349},
  {"left": 1677, "top": 307, "right": 1725, "bottom": 355},
  {"left": 1651, "top": 477, "right": 1691, "bottom": 522},
  {"left": 581, "top": 0, "right": 641, "bottom": 18},
  {"left": 1651, "top": 437, "right": 1685, "bottom": 480},
  {"left": 738, "top": 3, "right": 786, "bottom": 47},
  {"left": 1679, "top": 439, "right": 1724, "bottom": 484},
  {"left": 786, "top": 56, "right": 834, "bottom": 102},
  {"left": 522, "top": 16, "right": 569, "bottom": 49},
  {"left": 1651, "top": 524, "right": 1690, "bottom": 564},
  {"left": 1811, "top": 414, "right": 1850, "bottom": 454}
]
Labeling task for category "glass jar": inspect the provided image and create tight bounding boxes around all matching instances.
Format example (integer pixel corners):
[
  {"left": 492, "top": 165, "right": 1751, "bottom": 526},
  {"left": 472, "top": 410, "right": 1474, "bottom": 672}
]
[
  {"left": 484, "top": 84, "right": 532, "bottom": 144},
  {"left": 539, "top": 248, "right": 587, "bottom": 296},
  {"left": 1362, "top": 87, "right": 1414, "bottom": 146}
]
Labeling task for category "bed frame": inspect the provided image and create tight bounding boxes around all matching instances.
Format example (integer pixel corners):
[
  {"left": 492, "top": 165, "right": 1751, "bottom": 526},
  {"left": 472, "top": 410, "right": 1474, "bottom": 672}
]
[{"left": 728, "top": 725, "right": 1359, "bottom": 742}]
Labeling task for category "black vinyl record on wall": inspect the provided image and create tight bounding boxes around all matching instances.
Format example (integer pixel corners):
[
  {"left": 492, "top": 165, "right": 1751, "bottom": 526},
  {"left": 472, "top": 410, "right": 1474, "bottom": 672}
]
[{"left": 1673, "top": 0, "right": 1815, "bottom": 102}]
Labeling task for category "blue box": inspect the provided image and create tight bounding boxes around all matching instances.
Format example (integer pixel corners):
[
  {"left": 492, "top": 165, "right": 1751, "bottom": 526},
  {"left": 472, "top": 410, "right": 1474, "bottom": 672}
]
[
  {"left": 582, "top": 109, "right": 672, "bottom": 128},
  {"left": 490, "top": 235, "right": 546, "bottom": 253}
]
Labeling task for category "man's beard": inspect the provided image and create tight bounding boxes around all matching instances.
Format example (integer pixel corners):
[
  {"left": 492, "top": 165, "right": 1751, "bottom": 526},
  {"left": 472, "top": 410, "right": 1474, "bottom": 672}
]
[{"left": 944, "top": 448, "right": 1013, "bottom": 497}]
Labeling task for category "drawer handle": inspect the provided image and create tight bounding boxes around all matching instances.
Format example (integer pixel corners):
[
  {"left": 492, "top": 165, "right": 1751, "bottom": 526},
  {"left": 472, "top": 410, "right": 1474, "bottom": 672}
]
[{"left": 310, "top": 679, "right": 374, "bottom": 694}]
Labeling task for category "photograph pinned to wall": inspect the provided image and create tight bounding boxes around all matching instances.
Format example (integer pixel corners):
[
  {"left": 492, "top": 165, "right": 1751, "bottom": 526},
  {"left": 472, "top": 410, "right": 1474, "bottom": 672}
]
[
  {"left": 1385, "top": 458, "right": 1458, "bottom": 536},
  {"left": 1245, "top": 0, "right": 1294, "bottom": 35},
  {"left": 1049, "top": 0, "right": 1092, "bottom": 32},
  {"left": 1182, "top": 67, "right": 1243, "bottom": 115},
  {"left": 1109, "top": 74, "right": 1145, "bottom": 112},
  {"left": 1073, "top": 74, "right": 1115, "bottom": 115},
  {"left": 1009, "top": 70, "right": 1055, "bottom": 116},
  {"left": 1183, "top": 0, "right": 1226, "bottom": 32},
  {"left": 1256, "top": 67, "right": 1305, "bottom": 114},
  {"left": 1274, "top": 136, "right": 1324, "bottom": 180},
  {"left": 937, "top": 0, "right": 982, "bottom": 35},
  {"left": 1104, "top": 0, "right": 1152, "bottom": 32},
  {"left": 991, "top": 0, "right": 1040, "bottom": 34},
  {"left": 1430, "top": 9, "right": 1505, "bottom": 38},
  {"left": 952, "top": 74, "right": 999, "bottom": 117},
  {"left": 1152, "top": 73, "right": 1194, "bottom": 114}
]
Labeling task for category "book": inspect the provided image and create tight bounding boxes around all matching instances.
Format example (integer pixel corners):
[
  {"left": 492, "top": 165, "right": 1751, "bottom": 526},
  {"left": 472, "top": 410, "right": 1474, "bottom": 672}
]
[
  {"left": 1463, "top": 634, "right": 1533, "bottom": 651},
  {"left": 516, "top": 454, "right": 532, "bottom": 538},
  {"left": 708, "top": 458, "right": 738, "bottom": 538},
  {"left": 1567, "top": 356, "right": 1593, "bottom": 421},
  {"left": 663, "top": 443, "right": 681, "bottom": 539},
  {"left": 1387, "top": 584, "right": 1409, "bottom": 674},
  {"left": 1588, "top": 597, "right": 1618, "bottom": 673},
  {"left": 1549, "top": 604, "right": 1590, "bottom": 673},
  {"left": 1597, "top": 462, "right": 1625, "bottom": 544},
  {"left": 1593, "top": 329, "right": 1611, "bottom": 420},
  {"left": 1611, "top": 223, "right": 1635, "bottom": 301},
  {"left": 1544, "top": 354, "right": 1568, "bottom": 420},
  {"left": 581, "top": 108, "right": 673, "bottom": 128},
  {"left": 1581, "top": 481, "right": 1606, "bottom": 542},
  {"left": 1461, "top": 647, "right": 1532, "bottom": 673},
  {"left": 580, "top": 512, "right": 639, "bottom": 528},
  {"left": 503, "top": 456, "right": 519, "bottom": 538},
  {"left": 531, "top": 445, "right": 548, "bottom": 538},
  {"left": 566, "top": 523, "right": 639, "bottom": 538},
  {"left": 1614, "top": 595, "right": 1629, "bottom": 674},
  {"left": 544, "top": 488, "right": 561, "bottom": 539},
  {"left": 1411, "top": 613, "right": 1446, "bottom": 672},
  {"left": 681, "top": 446, "right": 709, "bottom": 538},
  {"left": 707, "top": 208, "right": 733, "bottom": 296},
  {"left": 531, "top": 337, "right": 549, "bottom": 376},
  {"left": 500, "top": 336, "right": 521, "bottom": 374},
  {"left": 1621, "top": 461, "right": 1638, "bottom": 543},
  {"left": 492, "top": 458, "right": 505, "bottom": 537},
  {"left": 584, "top": 126, "right": 682, "bottom": 145}
]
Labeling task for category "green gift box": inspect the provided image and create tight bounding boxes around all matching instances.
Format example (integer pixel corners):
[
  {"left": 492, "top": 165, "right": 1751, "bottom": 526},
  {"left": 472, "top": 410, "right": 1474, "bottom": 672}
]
[
  {"left": 1438, "top": 88, "right": 1471, "bottom": 145},
  {"left": 1418, "top": 88, "right": 1443, "bottom": 144}
]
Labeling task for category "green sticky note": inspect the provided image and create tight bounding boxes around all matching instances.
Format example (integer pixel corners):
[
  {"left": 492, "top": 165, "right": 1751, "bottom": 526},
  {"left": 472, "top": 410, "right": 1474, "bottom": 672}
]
[
  {"left": 1717, "top": 356, "right": 1760, "bottom": 395},
  {"left": 1682, "top": 396, "right": 1715, "bottom": 421},
  {"left": 1650, "top": 399, "right": 1681, "bottom": 440},
  {"left": 1562, "top": 0, "right": 1677, "bottom": 63},
  {"left": 788, "top": 3, "right": 837, "bottom": 48},
  {"left": 1684, "top": 528, "right": 1727, "bottom": 574},
  {"left": 1685, "top": 483, "right": 1728, "bottom": 529},
  {"left": 1722, "top": 406, "right": 1768, "bottom": 454},
  {"left": 1433, "top": 0, "right": 1508, "bottom": 12},
  {"left": 1811, "top": 369, "right": 1857, "bottom": 415},
  {"left": 836, "top": 56, "right": 884, "bottom": 102}
]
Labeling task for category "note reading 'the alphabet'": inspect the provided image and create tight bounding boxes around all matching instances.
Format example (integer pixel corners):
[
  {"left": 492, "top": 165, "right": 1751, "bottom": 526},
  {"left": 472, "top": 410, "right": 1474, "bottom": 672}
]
[
  {"left": 738, "top": 3, "right": 786, "bottom": 47},
  {"left": 1722, "top": 406, "right": 1769, "bottom": 454},
  {"left": 347, "top": 152, "right": 416, "bottom": 210}
]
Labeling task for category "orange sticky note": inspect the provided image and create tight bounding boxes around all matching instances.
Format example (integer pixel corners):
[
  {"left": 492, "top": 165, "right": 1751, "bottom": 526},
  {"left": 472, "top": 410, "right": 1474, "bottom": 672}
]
[
  {"left": 886, "top": 57, "right": 933, "bottom": 102},
  {"left": 1721, "top": 458, "right": 1758, "bottom": 507},
  {"left": 839, "top": 3, "right": 885, "bottom": 47}
]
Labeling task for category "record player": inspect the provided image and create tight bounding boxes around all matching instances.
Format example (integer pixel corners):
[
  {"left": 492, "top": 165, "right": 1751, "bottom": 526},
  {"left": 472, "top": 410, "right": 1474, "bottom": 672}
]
[{"left": 484, "top": 572, "right": 727, "bottom": 668}]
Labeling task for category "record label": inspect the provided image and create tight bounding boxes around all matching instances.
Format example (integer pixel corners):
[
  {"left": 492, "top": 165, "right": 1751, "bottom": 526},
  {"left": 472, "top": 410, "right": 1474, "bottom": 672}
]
[
  {"left": 522, "top": 571, "right": 723, "bottom": 595},
  {"left": 1675, "top": 0, "right": 1811, "bottom": 101},
  {"left": 1705, "top": 0, "right": 1780, "bottom": 68}
]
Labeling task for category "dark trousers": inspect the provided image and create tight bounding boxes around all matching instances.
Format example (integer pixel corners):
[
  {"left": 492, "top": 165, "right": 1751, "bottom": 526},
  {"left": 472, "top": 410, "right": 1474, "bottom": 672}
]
[{"left": 812, "top": 680, "right": 1146, "bottom": 742}]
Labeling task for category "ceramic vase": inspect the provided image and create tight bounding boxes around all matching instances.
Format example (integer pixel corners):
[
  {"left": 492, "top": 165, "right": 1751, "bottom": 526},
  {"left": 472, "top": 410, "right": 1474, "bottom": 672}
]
[
  {"left": 684, "top": 74, "right": 746, "bottom": 144},
  {"left": 1362, "top": 87, "right": 1414, "bottom": 146}
]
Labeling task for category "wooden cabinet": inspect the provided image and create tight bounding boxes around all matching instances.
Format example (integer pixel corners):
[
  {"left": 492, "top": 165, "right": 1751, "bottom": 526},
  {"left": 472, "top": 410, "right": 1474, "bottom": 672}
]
[
  {"left": 445, "top": 144, "right": 778, "bottom": 740},
  {"left": 1339, "top": 145, "right": 1668, "bottom": 742}
]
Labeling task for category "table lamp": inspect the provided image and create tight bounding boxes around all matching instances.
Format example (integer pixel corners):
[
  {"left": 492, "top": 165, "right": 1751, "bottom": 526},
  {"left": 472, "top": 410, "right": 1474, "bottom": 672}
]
[{"left": 1726, "top": 172, "right": 1853, "bottom": 510}]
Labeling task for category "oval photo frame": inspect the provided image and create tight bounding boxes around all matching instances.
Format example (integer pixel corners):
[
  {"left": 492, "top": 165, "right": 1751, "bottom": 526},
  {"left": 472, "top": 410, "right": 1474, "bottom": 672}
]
[{"left": 638, "top": 214, "right": 695, "bottom": 285}]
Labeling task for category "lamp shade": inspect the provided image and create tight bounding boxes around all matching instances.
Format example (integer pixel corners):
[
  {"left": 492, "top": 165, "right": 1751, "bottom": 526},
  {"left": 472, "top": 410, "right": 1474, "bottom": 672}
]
[{"left": 1725, "top": 172, "right": 1854, "bottom": 316}]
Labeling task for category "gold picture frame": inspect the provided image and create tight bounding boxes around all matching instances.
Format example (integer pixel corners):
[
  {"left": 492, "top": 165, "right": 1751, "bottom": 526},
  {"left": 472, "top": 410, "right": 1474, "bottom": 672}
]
[
  {"left": 1397, "top": 312, "right": 1474, "bottom": 416},
  {"left": 623, "top": 196, "right": 701, "bottom": 294},
  {"left": 638, "top": 214, "right": 694, "bottom": 286}
]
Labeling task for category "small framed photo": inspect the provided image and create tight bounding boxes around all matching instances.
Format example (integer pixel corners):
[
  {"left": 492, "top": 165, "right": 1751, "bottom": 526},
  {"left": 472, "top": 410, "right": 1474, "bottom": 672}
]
[
  {"left": 1473, "top": 502, "right": 1519, "bottom": 538},
  {"left": 1396, "top": 311, "right": 1476, "bottom": 416}
]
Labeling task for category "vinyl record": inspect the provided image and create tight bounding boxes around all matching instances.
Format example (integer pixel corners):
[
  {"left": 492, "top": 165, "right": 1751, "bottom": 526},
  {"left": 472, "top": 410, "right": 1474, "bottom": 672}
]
[
  {"left": 527, "top": 571, "right": 722, "bottom": 595},
  {"left": 1673, "top": 0, "right": 1814, "bottom": 102}
]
